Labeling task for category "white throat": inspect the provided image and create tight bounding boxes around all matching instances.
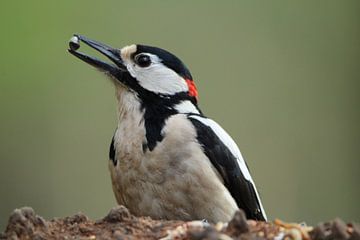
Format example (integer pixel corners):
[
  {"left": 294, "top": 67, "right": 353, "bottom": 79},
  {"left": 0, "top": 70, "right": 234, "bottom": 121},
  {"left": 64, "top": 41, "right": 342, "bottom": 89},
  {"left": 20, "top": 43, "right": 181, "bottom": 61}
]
[{"left": 115, "top": 85, "right": 144, "bottom": 123}]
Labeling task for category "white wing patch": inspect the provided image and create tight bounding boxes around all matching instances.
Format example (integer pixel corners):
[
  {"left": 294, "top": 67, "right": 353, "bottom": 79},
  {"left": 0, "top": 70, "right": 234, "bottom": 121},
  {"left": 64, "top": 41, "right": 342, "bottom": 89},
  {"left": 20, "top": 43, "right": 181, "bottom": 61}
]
[
  {"left": 189, "top": 115, "right": 251, "bottom": 180},
  {"left": 188, "top": 115, "right": 267, "bottom": 220},
  {"left": 175, "top": 101, "right": 200, "bottom": 114}
]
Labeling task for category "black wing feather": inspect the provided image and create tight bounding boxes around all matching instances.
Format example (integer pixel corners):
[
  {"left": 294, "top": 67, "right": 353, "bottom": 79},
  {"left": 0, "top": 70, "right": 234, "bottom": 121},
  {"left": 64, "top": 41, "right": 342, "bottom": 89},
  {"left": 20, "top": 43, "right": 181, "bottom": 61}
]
[{"left": 188, "top": 116, "right": 266, "bottom": 221}]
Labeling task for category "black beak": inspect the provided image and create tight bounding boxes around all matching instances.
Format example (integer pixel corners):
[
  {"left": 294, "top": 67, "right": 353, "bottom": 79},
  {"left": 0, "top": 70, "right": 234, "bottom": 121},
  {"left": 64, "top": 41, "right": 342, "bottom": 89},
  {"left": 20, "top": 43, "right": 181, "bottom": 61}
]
[{"left": 68, "top": 34, "right": 127, "bottom": 76}]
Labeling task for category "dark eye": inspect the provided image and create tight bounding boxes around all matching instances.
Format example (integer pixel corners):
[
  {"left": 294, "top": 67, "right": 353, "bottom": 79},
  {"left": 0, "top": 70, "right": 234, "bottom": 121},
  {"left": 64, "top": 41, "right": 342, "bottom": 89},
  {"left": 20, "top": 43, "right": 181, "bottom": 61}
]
[{"left": 135, "top": 54, "right": 151, "bottom": 67}]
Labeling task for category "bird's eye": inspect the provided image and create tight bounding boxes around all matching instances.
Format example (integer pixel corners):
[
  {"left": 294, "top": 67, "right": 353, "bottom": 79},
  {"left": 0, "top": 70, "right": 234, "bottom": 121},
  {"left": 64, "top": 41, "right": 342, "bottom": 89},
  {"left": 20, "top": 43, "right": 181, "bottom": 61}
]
[{"left": 135, "top": 54, "right": 151, "bottom": 68}]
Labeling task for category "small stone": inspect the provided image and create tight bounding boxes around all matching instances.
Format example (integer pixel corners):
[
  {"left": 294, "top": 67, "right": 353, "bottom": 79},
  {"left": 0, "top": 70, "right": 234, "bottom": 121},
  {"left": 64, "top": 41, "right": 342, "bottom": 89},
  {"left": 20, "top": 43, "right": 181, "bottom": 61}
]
[
  {"left": 310, "top": 222, "right": 327, "bottom": 240},
  {"left": 103, "top": 206, "right": 131, "bottom": 223},
  {"left": 287, "top": 228, "right": 302, "bottom": 240},
  {"left": 332, "top": 218, "right": 350, "bottom": 239},
  {"left": 64, "top": 213, "right": 88, "bottom": 225},
  {"left": 227, "top": 209, "right": 249, "bottom": 235},
  {"left": 79, "top": 224, "right": 92, "bottom": 234},
  {"left": 247, "top": 220, "right": 257, "bottom": 227},
  {"left": 113, "top": 230, "right": 125, "bottom": 240},
  {"left": 350, "top": 223, "right": 360, "bottom": 240},
  {"left": 32, "top": 234, "right": 46, "bottom": 240},
  {"left": 188, "top": 227, "right": 219, "bottom": 240}
]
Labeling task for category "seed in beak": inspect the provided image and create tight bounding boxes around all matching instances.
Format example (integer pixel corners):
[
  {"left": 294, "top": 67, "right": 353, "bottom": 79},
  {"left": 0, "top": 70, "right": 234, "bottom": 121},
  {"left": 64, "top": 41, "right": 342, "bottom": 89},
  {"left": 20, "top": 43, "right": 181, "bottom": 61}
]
[{"left": 69, "top": 36, "right": 80, "bottom": 51}]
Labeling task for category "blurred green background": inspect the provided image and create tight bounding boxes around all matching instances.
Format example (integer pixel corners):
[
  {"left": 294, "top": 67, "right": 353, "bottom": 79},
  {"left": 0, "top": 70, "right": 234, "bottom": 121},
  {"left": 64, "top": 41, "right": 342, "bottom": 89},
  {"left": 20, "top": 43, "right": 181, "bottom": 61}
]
[{"left": 0, "top": 0, "right": 359, "bottom": 230}]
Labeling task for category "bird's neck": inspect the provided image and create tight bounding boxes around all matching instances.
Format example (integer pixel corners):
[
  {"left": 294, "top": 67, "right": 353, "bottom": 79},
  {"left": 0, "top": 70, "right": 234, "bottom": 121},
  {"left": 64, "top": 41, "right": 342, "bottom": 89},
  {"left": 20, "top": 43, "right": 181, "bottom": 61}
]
[
  {"left": 115, "top": 86, "right": 144, "bottom": 124},
  {"left": 116, "top": 85, "right": 201, "bottom": 117},
  {"left": 115, "top": 87, "right": 202, "bottom": 151}
]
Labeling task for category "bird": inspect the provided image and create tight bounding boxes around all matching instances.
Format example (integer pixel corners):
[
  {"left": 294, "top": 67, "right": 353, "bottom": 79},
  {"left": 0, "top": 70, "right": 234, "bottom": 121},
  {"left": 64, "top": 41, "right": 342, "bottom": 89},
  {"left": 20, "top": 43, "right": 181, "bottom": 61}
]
[{"left": 68, "top": 34, "right": 267, "bottom": 222}]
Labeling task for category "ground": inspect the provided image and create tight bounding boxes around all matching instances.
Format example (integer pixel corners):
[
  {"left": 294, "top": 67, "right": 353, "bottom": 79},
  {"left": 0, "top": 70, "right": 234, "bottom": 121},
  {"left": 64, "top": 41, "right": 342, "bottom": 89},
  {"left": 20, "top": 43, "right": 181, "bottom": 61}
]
[{"left": 1, "top": 206, "right": 359, "bottom": 240}]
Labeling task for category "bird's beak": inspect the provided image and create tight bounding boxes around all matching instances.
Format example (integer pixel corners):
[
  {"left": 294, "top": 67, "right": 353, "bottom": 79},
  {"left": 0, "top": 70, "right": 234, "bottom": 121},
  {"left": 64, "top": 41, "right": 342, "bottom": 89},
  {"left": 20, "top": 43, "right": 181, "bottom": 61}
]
[{"left": 68, "top": 34, "right": 127, "bottom": 77}]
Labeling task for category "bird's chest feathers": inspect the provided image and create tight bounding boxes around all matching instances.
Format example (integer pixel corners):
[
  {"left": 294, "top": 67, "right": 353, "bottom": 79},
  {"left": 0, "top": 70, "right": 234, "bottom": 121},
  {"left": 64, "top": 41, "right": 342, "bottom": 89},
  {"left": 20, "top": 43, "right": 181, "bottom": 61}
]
[
  {"left": 114, "top": 92, "right": 146, "bottom": 169},
  {"left": 113, "top": 90, "right": 174, "bottom": 170}
]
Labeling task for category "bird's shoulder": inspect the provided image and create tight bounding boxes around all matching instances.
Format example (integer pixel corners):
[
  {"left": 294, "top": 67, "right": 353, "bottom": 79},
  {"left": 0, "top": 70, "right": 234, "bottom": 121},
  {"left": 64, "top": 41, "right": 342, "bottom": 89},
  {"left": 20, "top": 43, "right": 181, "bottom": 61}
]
[
  {"left": 186, "top": 114, "right": 267, "bottom": 221},
  {"left": 186, "top": 114, "right": 251, "bottom": 179}
]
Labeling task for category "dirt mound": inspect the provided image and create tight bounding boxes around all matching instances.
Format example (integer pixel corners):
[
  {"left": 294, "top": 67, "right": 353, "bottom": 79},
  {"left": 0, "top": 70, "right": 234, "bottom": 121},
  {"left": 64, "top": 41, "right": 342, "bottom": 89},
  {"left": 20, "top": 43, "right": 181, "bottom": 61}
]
[{"left": 1, "top": 206, "right": 359, "bottom": 240}]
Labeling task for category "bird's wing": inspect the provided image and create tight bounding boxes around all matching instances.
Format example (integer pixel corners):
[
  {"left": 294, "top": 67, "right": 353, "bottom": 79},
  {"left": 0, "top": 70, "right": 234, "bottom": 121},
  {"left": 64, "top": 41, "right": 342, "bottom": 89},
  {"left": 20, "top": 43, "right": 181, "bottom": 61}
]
[{"left": 188, "top": 114, "right": 267, "bottom": 221}]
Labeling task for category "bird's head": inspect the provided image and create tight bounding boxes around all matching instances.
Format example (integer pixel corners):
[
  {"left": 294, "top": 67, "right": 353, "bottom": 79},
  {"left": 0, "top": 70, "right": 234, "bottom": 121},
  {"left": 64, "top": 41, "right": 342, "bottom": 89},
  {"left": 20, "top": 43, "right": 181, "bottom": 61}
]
[{"left": 68, "top": 35, "right": 198, "bottom": 105}]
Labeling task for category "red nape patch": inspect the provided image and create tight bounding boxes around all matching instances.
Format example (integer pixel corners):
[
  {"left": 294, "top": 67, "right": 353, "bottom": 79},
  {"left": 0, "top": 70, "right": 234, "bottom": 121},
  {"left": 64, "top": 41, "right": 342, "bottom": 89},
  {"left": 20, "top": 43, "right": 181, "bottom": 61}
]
[{"left": 185, "top": 79, "right": 198, "bottom": 100}]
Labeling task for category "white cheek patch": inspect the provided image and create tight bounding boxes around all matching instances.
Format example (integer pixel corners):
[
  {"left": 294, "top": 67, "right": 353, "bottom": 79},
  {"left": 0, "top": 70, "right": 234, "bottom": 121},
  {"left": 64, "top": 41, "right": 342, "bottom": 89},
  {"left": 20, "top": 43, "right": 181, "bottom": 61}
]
[
  {"left": 125, "top": 53, "right": 189, "bottom": 95},
  {"left": 137, "top": 63, "right": 188, "bottom": 95}
]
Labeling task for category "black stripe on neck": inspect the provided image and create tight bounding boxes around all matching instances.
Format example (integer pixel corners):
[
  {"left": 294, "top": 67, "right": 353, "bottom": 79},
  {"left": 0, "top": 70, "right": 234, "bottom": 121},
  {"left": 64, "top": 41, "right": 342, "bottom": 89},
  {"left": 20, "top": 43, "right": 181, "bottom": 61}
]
[{"left": 141, "top": 92, "right": 196, "bottom": 151}]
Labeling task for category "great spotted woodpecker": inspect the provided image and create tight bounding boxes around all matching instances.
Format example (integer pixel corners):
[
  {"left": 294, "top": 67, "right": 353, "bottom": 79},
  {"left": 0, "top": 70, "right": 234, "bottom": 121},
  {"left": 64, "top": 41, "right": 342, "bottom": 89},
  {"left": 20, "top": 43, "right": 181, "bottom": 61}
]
[{"left": 68, "top": 35, "right": 267, "bottom": 222}]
